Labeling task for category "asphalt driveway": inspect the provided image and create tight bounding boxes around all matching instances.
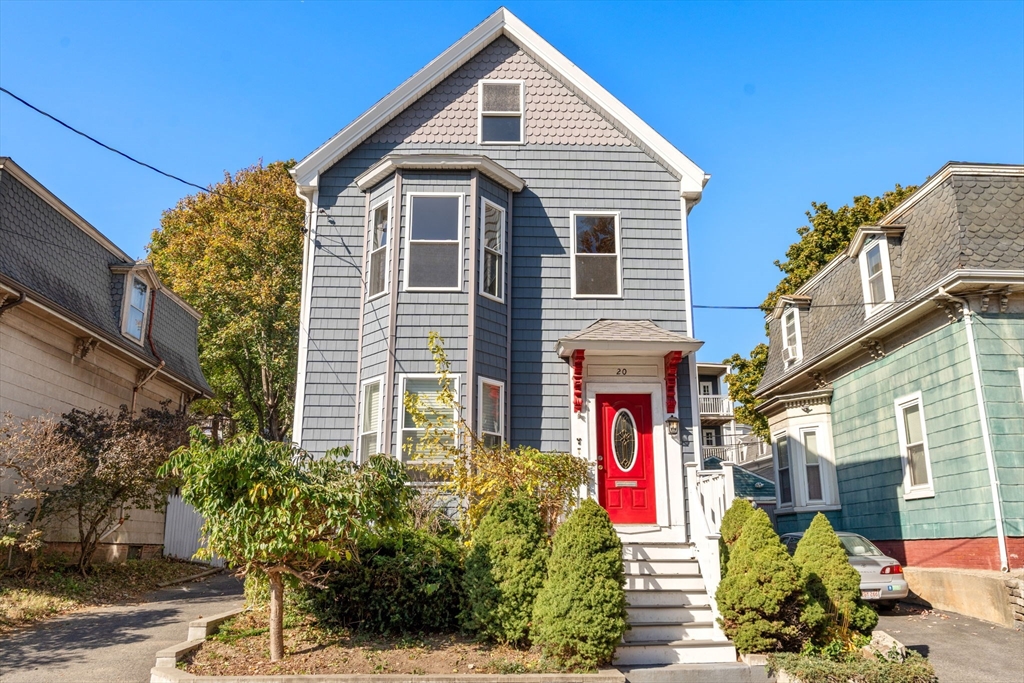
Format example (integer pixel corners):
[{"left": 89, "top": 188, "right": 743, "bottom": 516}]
[
  {"left": 878, "top": 602, "right": 1023, "bottom": 683},
  {"left": 0, "top": 572, "right": 243, "bottom": 683}
]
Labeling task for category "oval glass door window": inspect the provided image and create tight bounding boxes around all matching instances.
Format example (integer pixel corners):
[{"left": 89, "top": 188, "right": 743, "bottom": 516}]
[{"left": 612, "top": 409, "right": 637, "bottom": 471}]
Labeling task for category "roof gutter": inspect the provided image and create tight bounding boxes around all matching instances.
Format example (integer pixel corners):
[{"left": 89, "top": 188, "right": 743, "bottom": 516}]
[
  {"left": 0, "top": 288, "right": 26, "bottom": 318},
  {"left": 937, "top": 287, "right": 1008, "bottom": 572}
]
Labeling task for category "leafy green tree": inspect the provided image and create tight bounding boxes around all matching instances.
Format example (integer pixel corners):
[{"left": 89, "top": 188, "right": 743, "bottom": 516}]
[
  {"left": 532, "top": 499, "right": 627, "bottom": 670},
  {"left": 725, "top": 184, "right": 917, "bottom": 433},
  {"left": 793, "top": 513, "right": 877, "bottom": 643},
  {"left": 715, "top": 508, "right": 805, "bottom": 653},
  {"left": 719, "top": 497, "right": 756, "bottom": 577},
  {"left": 161, "top": 430, "right": 410, "bottom": 661},
  {"left": 463, "top": 490, "right": 548, "bottom": 644},
  {"left": 149, "top": 161, "right": 304, "bottom": 441}
]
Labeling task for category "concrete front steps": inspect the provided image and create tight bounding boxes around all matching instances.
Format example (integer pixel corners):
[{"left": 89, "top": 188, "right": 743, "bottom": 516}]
[{"left": 614, "top": 542, "right": 736, "bottom": 666}]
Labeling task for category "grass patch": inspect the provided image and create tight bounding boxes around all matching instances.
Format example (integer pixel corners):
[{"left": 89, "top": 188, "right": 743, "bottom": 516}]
[{"left": 0, "top": 558, "right": 209, "bottom": 634}]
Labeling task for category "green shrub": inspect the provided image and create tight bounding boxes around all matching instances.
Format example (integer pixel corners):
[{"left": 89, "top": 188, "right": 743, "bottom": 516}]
[
  {"left": 462, "top": 490, "right": 548, "bottom": 644},
  {"left": 793, "top": 514, "right": 878, "bottom": 641},
  {"left": 303, "top": 528, "right": 463, "bottom": 634},
  {"left": 531, "top": 500, "right": 628, "bottom": 670},
  {"left": 719, "top": 498, "right": 755, "bottom": 577},
  {"left": 768, "top": 651, "right": 937, "bottom": 683},
  {"left": 715, "top": 508, "right": 805, "bottom": 653}
]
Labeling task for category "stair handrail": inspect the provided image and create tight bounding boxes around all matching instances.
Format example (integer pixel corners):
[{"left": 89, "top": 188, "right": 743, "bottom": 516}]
[{"left": 686, "top": 461, "right": 736, "bottom": 620}]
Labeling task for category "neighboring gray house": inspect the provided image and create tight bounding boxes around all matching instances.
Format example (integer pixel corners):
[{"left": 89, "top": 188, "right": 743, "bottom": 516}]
[
  {"left": 0, "top": 157, "right": 211, "bottom": 561},
  {"left": 290, "top": 9, "right": 740, "bottom": 665}
]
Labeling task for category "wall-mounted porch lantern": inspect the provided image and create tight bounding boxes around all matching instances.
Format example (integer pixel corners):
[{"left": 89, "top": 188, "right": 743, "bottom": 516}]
[{"left": 665, "top": 415, "right": 679, "bottom": 437}]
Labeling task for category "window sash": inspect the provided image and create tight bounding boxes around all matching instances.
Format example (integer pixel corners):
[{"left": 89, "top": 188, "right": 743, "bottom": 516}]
[
  {"left": 900, "top": 401, "right": 931, "bottom": 489},
  {"left": 359, "top": 380, "right": 382, "bottom": 459},
  {"left": 784, "top": 311, "right": 798, "bottom": 350},
  {"left": 804, "top": 430, "right": 823, "bottom": 501},
  {"left": 481, "top": 201, "right": 505, "bottom": 299},
  {"left": 407, "top": 195, "right": 462, "bottom": 290},
  {"left": 401, "top": 376, "right": 457, "bottom": 459},
  {"left": 777, "top": 435, "right": 793, "bottom": 505},
  {"left": 125, "top": 277, "right": 148, "bottom": 340},
  {"left": 480, "top": 81, "right": 523, "bottom": 143},
  {"left": 479, "top": 379, "right": 503, "bottom": 449},
  {"left": 571, "top": 213, "right": 620, "bottom": 297}
]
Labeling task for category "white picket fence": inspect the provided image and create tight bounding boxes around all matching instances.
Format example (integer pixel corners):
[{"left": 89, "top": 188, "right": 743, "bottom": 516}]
[{"left": 163, "top": 493, "right": 225, "bottom": 567}]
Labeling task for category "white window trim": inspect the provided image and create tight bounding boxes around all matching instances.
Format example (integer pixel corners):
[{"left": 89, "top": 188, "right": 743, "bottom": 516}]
[
  {"left": 403, "top": 192, "right": 464, "bottom": 293},
  {"left": 699, "top": 381, "right": 713, "bottom": 396},
  {"left": 119, "top": 271, "right": 154, "bottom": 346},
  {"left": 477, "top": 79, "right": 525, "bottom": 145},
  {"left": 398, "top": 373, "right": 460, "bottom": 461},
  {"left": 773, "top": 429, "right": 794, "bottom": 509},
  {"left": 794, "top": 424, "right": 833, "bottom": 507},
  {"left": 479, "top": 198, "right": 506, "bottom": 303},
  {"left": 858, "top": 237, "right": 895, "bottom": 317},
  {"left": 781, "top": 307, "right": 803, "bottom": 366},
  {"left": 357, "top": 376, "right": 385, "bottom": 463},
  {"left": 477, "top": 376, "right": 505, "bottom": 445},
  {"left": 366, "top": 196, "right": 393, "bottom": 302},
  {"left": 569, "top": 210, "right": 623, "bottom": 299},
  {"left": 894, "top": 391, "right": 936, "bottom": 500},
  {"left": 702, "top": 428, "right": 717, "bottom": 447}
]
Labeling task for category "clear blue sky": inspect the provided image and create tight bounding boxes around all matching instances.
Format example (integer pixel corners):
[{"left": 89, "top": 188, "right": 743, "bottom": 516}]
[{"left": 2, "top": 1, "right": 1022, "bottom": 363}]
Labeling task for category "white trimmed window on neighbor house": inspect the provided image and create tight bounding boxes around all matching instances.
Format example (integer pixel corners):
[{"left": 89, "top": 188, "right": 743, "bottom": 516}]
[
  {"left": 774, "top": 424, "right": 838, "bottom": 510},
  {"left": 782, "top": 307, "right": 802, "bottom": 367},
  {"left": 859, "top": 237, "right": 894, "bottom": 316},
  {"left": 894, "top": 391, "right": 935, "bottom": 499},
  {"left": 405, "top": 194, "right": 463, "bottom": 291},
  {"left": 478, "top": 80, "right": 524, "bottom": 144},
  {"left": 122, "top": 275, "right": 150, "bottom": 344},
  {"left": 480, "top": 199, "right": 505, "bottom": 301},
  {"left": 571, "top": 212, "right": 621, "bottom": 298}
]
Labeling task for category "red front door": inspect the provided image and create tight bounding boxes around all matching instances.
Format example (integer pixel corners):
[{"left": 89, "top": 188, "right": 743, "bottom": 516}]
[{"left": 597, "top": 393, "right": 656, "bottom": 524}]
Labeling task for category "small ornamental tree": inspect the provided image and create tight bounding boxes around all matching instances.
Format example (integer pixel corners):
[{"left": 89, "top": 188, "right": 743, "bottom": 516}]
[
  {"left": 161, "top": 430, "right": 410, "bottom": 661},
  {"left": 716, "top": 508, "right": 805, "bottom": 654},
  {"left": 719, "top": 497, "right": 756, "bottom": 577},
  {"left": 793, "top": 513, "right": 877, "bottom": 643},
  {"left": 532, "top": 499, "right": 628, "bottom": 670},
  {"left": 463, "top": 489, "right": 548, "bottom": 644}
]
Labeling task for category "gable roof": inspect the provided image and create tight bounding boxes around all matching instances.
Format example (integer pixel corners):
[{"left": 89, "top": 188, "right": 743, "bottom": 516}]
[
  {"left": 555, "top": 319, "right": 702, "bottom": 356},
  {"left": 292, "top": 7, "right": 707, "bottom": 198}
]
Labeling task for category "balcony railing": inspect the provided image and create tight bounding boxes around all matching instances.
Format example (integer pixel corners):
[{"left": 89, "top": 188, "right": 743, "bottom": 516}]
[{"left": 698, "top": 394, "right": 734, "bottom": 417}]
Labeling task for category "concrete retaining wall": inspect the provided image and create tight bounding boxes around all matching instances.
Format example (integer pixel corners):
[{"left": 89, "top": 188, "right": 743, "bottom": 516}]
[{"left": 904, "top": 567, "right": 1016, "bottom": 627}]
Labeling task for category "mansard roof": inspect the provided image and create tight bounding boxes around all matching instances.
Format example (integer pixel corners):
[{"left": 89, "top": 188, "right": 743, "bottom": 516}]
[{"left": 292, "top": 8, "right": 707, "bottom": 198}]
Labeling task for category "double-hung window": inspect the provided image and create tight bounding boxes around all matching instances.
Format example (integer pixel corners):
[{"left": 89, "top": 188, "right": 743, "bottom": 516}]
[
  {"left": 782, "top": 308, "right": 802, "bottom": 366},
  {"left": 895, "top": 392, "right": 934, "bottom": 498},
  {"left": 802, "top": 429, "right": 823, "bottom": 502},
  {"left": 571, "top": 212, "right": 621, "bottom": 297},
  {"left": 479, "top": 378, "right": 504, "bottom": 449},
  {"left": 406, "top": 194, "right": 462, "bottom": 290},
  {"left": 368, "top": 199, "right": 390, "bottom": 298},
  {"left": 478, "top": 80, "right": 523, "bottom": 144},
  {"left": 401, "top": 376, "right": 457, "bottom": 459},
  {"left": 859, "top": 238, "right": 894, "bottom": 315},
  {"left": 480, "top": 200, "right": 505, "bottom": 301},
  {"left": 776, "top": 433, "right": 793, "bottom": 506},
  {"left": 124, "top": 276, "right": 149, "bottom": 343},
  {"left": 359, "top": 378, "right": 383, "bottom": 460}
]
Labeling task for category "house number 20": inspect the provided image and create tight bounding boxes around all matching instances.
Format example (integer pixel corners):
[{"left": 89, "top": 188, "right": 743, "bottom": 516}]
[{"left": 616, "top": 368, "right": 628, "bottom": 376}]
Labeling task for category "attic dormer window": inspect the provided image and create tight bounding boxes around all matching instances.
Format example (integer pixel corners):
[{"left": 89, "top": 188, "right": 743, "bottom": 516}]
[
  {"left": 782, "top": 308, "right": 802, "bottom": 366},
  {"left": 859, "top": 238, "right": 894, "bottom": 316},
  {"left": 479, "top": 80, "right": 523, "bottom": 144},
  {"left": 124, "top": 276, "right": 150, "bottom": 343}
]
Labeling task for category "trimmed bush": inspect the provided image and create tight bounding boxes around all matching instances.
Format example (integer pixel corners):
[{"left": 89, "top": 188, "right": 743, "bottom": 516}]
[
  {"left": 793, "top": 513, "right": 877, "bottom": 641},
  {"left": 719, "top": 498, "right": 755, "bottom": 577},
  {"left": 304, "top": 529, "right": 463, "bottom": 634},
  {"left": 532, "top": 500, "right": 628, "bottom": 670},
  {"left": 463, "top": 490, "right": 548, "bottom": 644},
  {"left": 768, "top": 651, "right": 937, "bottom": 683},
  {"left": 716, "top": 508, "right": 805, "bottom": 653}
]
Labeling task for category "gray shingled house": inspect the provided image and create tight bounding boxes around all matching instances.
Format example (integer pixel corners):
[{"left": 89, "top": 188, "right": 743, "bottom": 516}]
[
  {"left": 289, "top": 8, "right": 740, "bottom": 665},
  {"left": 755, "top": 162, "right": 1023, "bottom": 625},
  {"left": 0, "top": 156, "right": 212, "bottom": 561}
]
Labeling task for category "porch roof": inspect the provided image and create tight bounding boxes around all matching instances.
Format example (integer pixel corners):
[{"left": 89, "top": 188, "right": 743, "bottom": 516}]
[{"left": 555, "top": 319, "right": 703, "bottom": 357}]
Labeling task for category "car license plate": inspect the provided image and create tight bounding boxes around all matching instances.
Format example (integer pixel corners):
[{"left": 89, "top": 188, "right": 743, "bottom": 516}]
[{"left": 861, "top": 590, "right": 881, "bottom": 600}]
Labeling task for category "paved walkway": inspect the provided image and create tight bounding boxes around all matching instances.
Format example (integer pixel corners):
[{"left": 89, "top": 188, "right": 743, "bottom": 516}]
[
  {"left": 0, "top": 572, "right": 243, "bottom": 683},
  {"left": 878, "top": 602, "right": 1023, "bottom": 683}
]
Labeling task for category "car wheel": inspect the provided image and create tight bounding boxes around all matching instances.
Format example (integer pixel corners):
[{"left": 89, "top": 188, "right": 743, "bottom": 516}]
[{"left": 876, "top": 600, "right": 897, "bottom": 611}]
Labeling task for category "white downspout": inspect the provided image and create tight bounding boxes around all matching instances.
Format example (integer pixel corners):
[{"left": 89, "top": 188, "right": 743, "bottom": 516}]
[
  {"left": 939, "top": 287, "right": 1008, "bottom": 572},
  {"left": 291, "top": 180, "right": 318, "bottom": 446}
]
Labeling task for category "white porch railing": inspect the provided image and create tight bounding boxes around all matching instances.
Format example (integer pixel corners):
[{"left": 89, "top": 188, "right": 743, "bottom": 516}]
[
  {"left": 685, "top": 461, "right": 736, "bottom": 619},
  {"left": 702, "top": 445, "right": 728, "bottom": 460},
  {"left": 698, "top": 394, "right": 734, "bottom": 417}
]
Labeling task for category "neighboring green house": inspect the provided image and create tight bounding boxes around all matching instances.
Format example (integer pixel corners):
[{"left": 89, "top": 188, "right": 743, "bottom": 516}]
[{"left": 754, "top": 162, "right": 1023, "bottom": 575}]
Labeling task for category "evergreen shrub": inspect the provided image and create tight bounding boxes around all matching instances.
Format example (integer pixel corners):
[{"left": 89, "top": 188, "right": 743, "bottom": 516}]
[
  {"left": 715, "top": 508, "right": 805, "bottom": 653},
  {"left": 793, "top": 513, "right": 878, "bottom": 641},
  {"left": 463, "top": 490, "right": 548, "bottom": 644},
  {"left": 719, "top": 498, "right": 755, "bottom": 577},
  {"left": 304, "top": 528, "right": 463, "bottom": 634},
  {"left": 531, "top": 500, "right": 628, "bottom": 670},
  {"left": 768, "top": 651, "right": 937, "bottom": 683}
]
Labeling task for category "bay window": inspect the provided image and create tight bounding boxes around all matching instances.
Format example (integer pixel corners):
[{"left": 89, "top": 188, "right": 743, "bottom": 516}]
[
  {"left": 368, "top": 199, "right": 390, "bottom": 298},
  {"left": 479, "top": 378, "right": 504, "bottom": 448},
  {"left": 405, "top": 194, "right": 462, "bottom": 291},
  {"left": 480, "top": 199, "right": 505, "bottom": 301},
  {"left": 359, "top": 378, "right": 383, "bottom": 460},
  {"left": 401, "top": 375, "right": 458, "bottom": 459}
]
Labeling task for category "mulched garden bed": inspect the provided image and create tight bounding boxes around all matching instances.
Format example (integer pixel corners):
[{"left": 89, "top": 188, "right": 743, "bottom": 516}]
[
  {"left": 184, "top": 609, "right": 564, "bottom": 676},
  {"left": 0, "top": 558, "right": 211, "bottom": 634}
]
